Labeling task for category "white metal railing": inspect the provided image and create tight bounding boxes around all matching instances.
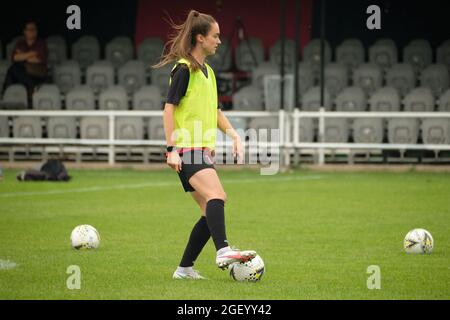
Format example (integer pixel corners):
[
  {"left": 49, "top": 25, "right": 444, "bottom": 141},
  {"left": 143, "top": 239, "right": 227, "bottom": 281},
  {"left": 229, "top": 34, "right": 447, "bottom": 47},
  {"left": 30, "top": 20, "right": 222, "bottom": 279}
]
[{"left": 1, "top": 109, "right": 450, "bottom": 165}]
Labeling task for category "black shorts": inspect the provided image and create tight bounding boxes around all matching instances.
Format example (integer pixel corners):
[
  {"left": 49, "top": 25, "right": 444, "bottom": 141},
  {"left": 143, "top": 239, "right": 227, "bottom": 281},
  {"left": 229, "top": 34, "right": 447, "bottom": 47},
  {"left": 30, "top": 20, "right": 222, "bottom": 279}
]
[{"left": 177, "top": 148, "right": 215, "bottom": 192}]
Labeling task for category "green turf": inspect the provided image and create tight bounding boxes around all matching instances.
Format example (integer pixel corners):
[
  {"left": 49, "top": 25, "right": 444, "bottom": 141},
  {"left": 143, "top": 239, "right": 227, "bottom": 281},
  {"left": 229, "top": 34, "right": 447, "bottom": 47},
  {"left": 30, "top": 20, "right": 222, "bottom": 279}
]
[{"left": 0, "top": 167, "right": 449, "bottom": 299}]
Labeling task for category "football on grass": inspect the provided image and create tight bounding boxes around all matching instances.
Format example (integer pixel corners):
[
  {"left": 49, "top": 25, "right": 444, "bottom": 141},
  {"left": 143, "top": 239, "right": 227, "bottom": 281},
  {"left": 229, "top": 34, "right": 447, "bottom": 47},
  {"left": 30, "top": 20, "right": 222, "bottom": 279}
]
[
  {"left": 229, "top": 254, "right": 265, "bottom": 282},
  {"left": 71, "top": 225, "right": 100, "bottom": 250},
  {"left": 404, "top": 228, "right": 433, "bottom": 254}
]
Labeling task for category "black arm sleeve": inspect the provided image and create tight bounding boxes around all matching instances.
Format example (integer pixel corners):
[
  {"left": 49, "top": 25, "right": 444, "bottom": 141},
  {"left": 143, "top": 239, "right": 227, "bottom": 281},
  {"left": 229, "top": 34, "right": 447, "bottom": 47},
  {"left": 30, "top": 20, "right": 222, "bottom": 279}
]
[{"left": 166, "top": 63, "right": 189, "bottom": 105}]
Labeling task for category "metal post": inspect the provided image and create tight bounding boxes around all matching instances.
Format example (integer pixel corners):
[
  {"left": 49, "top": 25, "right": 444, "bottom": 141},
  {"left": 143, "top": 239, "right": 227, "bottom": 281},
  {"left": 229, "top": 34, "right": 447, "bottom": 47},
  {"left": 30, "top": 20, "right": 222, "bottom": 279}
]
[
  {"left": 319, "top": 0, "right": 326, "bottom": 107},
  {"left": 108, "top": 113, "right": 115, "bottom": 165}
]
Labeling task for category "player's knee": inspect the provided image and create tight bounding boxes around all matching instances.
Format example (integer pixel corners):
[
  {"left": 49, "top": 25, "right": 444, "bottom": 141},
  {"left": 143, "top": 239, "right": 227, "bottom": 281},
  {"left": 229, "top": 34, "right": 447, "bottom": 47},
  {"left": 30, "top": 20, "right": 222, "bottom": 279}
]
[{"left": 206, "top": 192, "right": 227, "bottom": 203}]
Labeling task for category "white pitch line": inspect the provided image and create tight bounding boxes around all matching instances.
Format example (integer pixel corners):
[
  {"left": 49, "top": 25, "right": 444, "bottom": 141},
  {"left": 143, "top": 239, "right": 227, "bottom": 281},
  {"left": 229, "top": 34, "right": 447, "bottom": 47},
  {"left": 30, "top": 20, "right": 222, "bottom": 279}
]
[
  {"left": 0, "top": 259, "right": 17, "bottom": 270},
  {"left": 0, "top": 175, "right": 322, "bottom": 198}
]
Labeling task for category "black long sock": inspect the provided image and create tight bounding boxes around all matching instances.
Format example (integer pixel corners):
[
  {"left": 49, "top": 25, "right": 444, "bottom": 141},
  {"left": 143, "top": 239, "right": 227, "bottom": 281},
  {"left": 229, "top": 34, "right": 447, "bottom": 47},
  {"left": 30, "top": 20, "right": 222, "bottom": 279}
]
[
  {"left": 179, "top": 216, "right": 211, "bottom": 267},
  {"left": 205, "top": 199, "right": 228, "bottom": 251}
]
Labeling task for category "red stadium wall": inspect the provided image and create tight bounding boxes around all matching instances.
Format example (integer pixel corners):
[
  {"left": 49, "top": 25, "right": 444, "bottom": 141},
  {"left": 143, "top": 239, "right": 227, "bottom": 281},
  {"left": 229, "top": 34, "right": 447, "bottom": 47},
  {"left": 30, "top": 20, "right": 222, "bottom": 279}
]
[{"left": 135, "top": 0, "right": 312, "bottom": 59}]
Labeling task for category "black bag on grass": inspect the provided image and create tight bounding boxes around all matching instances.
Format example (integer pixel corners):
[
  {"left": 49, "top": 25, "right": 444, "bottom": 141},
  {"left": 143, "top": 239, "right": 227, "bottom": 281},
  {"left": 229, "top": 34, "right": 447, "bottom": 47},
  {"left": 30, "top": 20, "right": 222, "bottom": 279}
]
[{"left": 17, "top": 159, "right": 71, "bottom": 181}]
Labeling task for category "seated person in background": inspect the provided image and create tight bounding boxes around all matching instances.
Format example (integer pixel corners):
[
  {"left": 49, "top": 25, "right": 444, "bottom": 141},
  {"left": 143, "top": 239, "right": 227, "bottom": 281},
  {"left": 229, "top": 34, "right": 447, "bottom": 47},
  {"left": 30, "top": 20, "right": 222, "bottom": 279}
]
[{"left": 2, "top": 20, "right": 48, "bottom": 102}]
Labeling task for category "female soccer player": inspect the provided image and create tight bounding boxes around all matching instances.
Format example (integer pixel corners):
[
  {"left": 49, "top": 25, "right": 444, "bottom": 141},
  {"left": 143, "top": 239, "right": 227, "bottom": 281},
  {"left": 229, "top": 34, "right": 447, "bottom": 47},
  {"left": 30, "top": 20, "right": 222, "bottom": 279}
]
[{"left": 155, "top": 10, "right": 256, "bottom": 280}]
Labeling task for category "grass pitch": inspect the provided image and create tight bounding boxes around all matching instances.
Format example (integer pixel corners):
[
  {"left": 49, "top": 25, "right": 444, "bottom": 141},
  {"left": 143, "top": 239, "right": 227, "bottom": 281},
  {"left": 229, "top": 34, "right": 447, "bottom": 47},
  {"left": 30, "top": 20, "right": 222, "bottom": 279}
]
[{"left": 0, "top": 167, "right": 449, "bottom": 299}]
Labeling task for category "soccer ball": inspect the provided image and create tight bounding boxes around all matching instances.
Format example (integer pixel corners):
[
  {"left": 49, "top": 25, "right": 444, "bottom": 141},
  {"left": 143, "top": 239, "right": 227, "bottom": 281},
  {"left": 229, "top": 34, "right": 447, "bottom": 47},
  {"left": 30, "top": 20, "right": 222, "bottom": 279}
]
[
  {"left": 71, "top": 225, "right": 100, "bottom": 250},
  {"left": 229, "top": 254, "right": 265, "bottom": 282},
  {"left": 403, "top": 228, "right": 433, "bottom": 254}
]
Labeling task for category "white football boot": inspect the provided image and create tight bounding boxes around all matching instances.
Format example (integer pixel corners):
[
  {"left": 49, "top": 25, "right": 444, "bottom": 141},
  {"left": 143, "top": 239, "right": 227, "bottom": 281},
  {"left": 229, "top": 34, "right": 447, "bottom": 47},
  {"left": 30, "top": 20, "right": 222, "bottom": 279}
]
[
  {"left": 216, "top": 247, "right": 257, "bottom": 270},
  {"left": 172, "top": 268, "right": 207, "bottom": 280}
]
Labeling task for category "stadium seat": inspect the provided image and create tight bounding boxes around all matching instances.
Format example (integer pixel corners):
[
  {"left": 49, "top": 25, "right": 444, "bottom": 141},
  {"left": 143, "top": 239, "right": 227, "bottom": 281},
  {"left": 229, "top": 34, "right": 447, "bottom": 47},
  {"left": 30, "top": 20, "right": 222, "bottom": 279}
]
[
  {"left": 297, "top": 117, "right": 314, "bottom": 142},
  {"left": 232, "top": 85, "right": 264, "bottom": 111},
  {"left": 403, "top": 87, "right": 435, "bottom": 112},
  {"left": 322, "top": 63, "right": 348, "bottom": 100},
  {"left": 388, "top": 119, "right": 419, "bottom": 144},
  {"left": 71, "top": 36, "right": 101, "bottom": 70},
  {"left": 207, "top": 38, "right": 232, "bottom": 72},
  {"left": 248, "top": 116, "right": 279, "bottom": 143},
  {"left": 0, "top": 116, "right": 9, "bottom": 137},
  {"left": 115, "top": 117, "right": 144, "bottom": 140},
  {"left": 438, "top": 89, "right": 450, "bottom": 111},
  {"left": 263, "top": 73, "right": 295, "bottom": 111},
  {"left": 98, "top": 86, "right": 128, "bottom": 110},
  {"left": 13, "top": 116, "right": 42, "bottom": 138},
  {"left": 436, "top": 40, "right": 450, "bottom": 72},
  {"left": 151, "top": 63, "right": 174, "bottom": 97},
  {"left": 137, "top": 37, "right": 164, "bottom": 71},
  {"left": 0, "top": 60, "right": 11, "bottom": 92},
  {"left": 336, "top": 38, "right": 365, "bottom": 75},
  {"left": 301, "top": 86, "right": 331, "bottom": 111},
  {"left": 420, "top": 64, "right": 449, "bottom": 98},
  {"left": 105, "top": 36, "right": 133, "bottom": 69},
  {"left": 32, "top": 84, "right": 61, "bottom": 110},
  {"left": 352, "top": 118, "right": 384, "bottom": 143},
  {"left": 269, "top": 38, "right": 297, "bottom": 69},
  {"left": 369, "top": 87, "right": 401, "bottom": 112},
  {"left": 53, "top": 60, "right": 81, "bottom": 94},
  {"left": 421, "top": 119, "right": 450, "bottom": 145},
  {"left": 403, "top": 39, "right": 432, "bottom": 75},
  {"left": 65, "top": 86, "right": 95, "bottom": 110},
  {"left": 132, "top": 85, "right": 163, "bottom": 110},
  {"left": 369, "top": 38, "right": 398, "bottom": 72},
  {"left": 235, "top": 37, "right": 265, "bottom": 72},
  {"left": 86, "top": 60, "right": 115, "bottom": 94},
  {"left": 335, "top": 86, "right": 367, "bottom": 112},
  {"left": 3, "top": 84, "right": 28, "bottom": 108},
  {"left": 297, "top": 62, "right": 315, "bottom": 97},
  {"left": 252, "top": 62, "right": 279, "bottom": 90},
  {"left": 46, "top": 35, "right": 67, "bottom": 69},
  {"left": 324, "top": 118, "right": 349, "bottom": 142},
  {"left": 118, "top": 60, "right": 146, "bottom": 95},
  {"left": 386, "top": 63, "right": 416, "bottom": 97},
  {"left": 352, "top": 63, "right": 383, "bottom": 97},
  {"left": 80, "top": 116, "right": 109, "bottom": 139},
  {"left": 6, "top": 36, "right": 22, "bottom": 60},
  {"left": 47, "top": 117, "right": 76, "bottom": 139},
  {"left": 302, "top": 38, "right": 332, "bottom": 80},
  {"left": 147, "top": 116, "right": 165, "bottom": 140}
]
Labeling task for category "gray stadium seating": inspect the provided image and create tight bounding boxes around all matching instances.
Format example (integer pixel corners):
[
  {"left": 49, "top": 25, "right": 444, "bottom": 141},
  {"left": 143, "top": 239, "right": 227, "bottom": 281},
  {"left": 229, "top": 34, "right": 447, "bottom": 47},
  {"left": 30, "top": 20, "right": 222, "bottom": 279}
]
[
  {"left": 388, "top": 119, "right": 419, "bottom": 144},
  {"left": 65, "top": 86, "right": 95, "bottom": 110},
  {"left": 296, "top": 62, "right": 315, "bottom": 97},
  {"left": 352, "top": 118, "right": 384, "bottom": 143},
  {"left": 46, "top": 35, "right": 67, "bottom": 69},
  {"left": 353, "top": 63, "right": 383, "bottom": 96},
  {"left": 13, "top": 116, "right": 42, "bottom": 138},
  {"left": 71, "top": 36, "right": 100, "bottom": 70},
  {"left": 369, "top": 87, "right": 401, "bottom": 112},
  {"left": 386, "top": 63, "right": 416, "bottom": 97},
  {"left": 147, "top": 116, "right": 165, "bottom": 140},
  {"left": 0, "top": 116, "right": 9, "bottom": 137},
  {"left": 403, "top": 39, "right": 432, "bottom": 75},
  {"left": 118, "top": 60, "right": 147, "bottom": 95},
  {"left": 420, "top": 64, "right": 449, "bottom": 98},
  {"left": 269, "top": 38, "right": 296, "bottom": 69},
  {"left": 32, "top": 84, "right": 61, "bottom": 110},
  {"left": 323, "top": 63, "right": 348, "bottom": 99},
  {"left": 53, "top": 60, "right": 81, "bottom": 94},
  {"left": 403, "top": 87, "right": 435, "bottom": 112},
  {"left": 0, "top": 60, "right": 11, "bottom": 93},
  {"left": 302, "top": 38, "right": 332, "bottom": 80},
  {"left": 369, "top": 38, "right": 398, "bottom": 72},
  {"left": 252, "top": 62, "right": 279, "bottom": 90},
  {"left": 137, "top": 37, "right": 164, "bottom": 69},
  {"left": 235, "top": 37, "right": 265, "bottom": 72},
  {"left": 421, "top": 119, "right": 450, "bottom": 145},
  {"left": 80, "top": 116, "right": 109, "bottom": 139},
  {"left": 207, "top": 38, "right": 232, "bottom": 72},
  {"left": 438, "top": 89, "right": 450, "bottom": 112},
  {"left": 115, "top": 117, "right": 144, "bottom": 140},
  {"left": 248, "top": 116, "right": 279, "bottom": 143},
  {"left": 132, "top": 85, "right": 163, "bottom": 110},
  {"left": 86, "top": 60, "right": 115, "bottom": 94},
  {"left": 335, "top": 86, "right": 367, "bottom": 112},
  {"left": 3, "top": 84, "right": 28, "bottom": 108},
  {"left": 436, "top": 40, "right": 450, "bottom": 72},
  {"left": 105, "top": 36, "right": 133, "bottom": 69},
  {"left": 47, "top": 117, "right": 76, "bottom": 139},
  {"left": 232, "top": 85, "right": 264, "bottom": 111},
  {"left": 324, "top": 118, "right": 349, "bottom": 142},
  {"left": 98, "top": 86, "right": 128, "bottom": 110},
  {"left": 151, "top": 63, "right": 173, "bottom": 97},
  {"left": 336, "top": 38, "right": 365, "bottom": 75},
  {"left": 297, "top": 117, "right": 314, "bottom": 142},
  {"left": 301, "top": 86, "right": 331, "bottom": 111}
]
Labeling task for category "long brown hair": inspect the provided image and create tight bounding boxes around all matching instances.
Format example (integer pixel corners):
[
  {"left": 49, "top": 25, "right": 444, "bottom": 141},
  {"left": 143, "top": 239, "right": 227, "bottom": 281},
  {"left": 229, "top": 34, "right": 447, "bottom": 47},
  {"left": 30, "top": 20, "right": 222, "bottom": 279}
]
[{"left": 153, "top": 10, "right": 216, "bottom": 72}]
